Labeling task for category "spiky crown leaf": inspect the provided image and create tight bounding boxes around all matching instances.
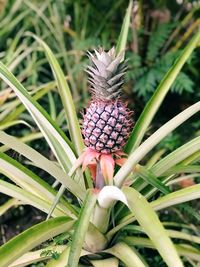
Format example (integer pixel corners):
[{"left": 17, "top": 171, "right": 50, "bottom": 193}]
[{"left": 86, "top": 47, "right": 127, "bottom": 100}]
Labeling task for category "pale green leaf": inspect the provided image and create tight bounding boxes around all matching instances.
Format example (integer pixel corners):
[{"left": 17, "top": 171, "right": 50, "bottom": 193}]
[
  {"left": 152, "top": 184, "right": 200, "bottom": 211},
  {"left": 91, "top": 258, "right": 119, "bottom": 267},
  {"left": 0, "top": 152, "right": 76, "bottom": 218},
  {"left": 116, "top": 1, "right": 133, "bottom": 56},
  {"left": 0, "top": 180, "right": 65, "bottom": 217},
  {"left": 124, "top": 237, "right": 200, "bottom": 262},
  {"left": 0, "top": 152, "right": 57, "bottom": 200},
  {"left": 123, "top": 187, "right": 183, "bottom": 267},
  {"left": 0, "top": 62, "right": 85, "bottom": 187},
  {"left": 0, "top": 217, "right": 73, "bottom": 267},
  {"left": 1, "top": 81, "right": 56, "bottom": 124},
  {"left": 10, "top": 246, "right": 67, "bottom": 267},
  {"left": 27, "top": 33, "right": 84, "bottom": 156},
  {"left": 109, "top": 185, "right": 200, "bottom": 238},
  {"left": 67, "top": 189, "right": 97, "bottom": 267},
  {"left": 0, "top": 130, "right": 85, "bottom": 200},
  {"left": 121, "top": 225, "right": 200, "bottom": 245},
  {"left": 115, "top": 102, "right": 200, "bottom": 187},
  {"left": 125, "top": 30, "right": 200, "bottom": 153},
  {"left": 0, "top": 120, "right": 33, "bottom": 130},
  {"left": 151, "top": 136, "right": 200, "bottom": 176},
  {"left": 105, "top": 242, "right": 147, "bottom": 267}
]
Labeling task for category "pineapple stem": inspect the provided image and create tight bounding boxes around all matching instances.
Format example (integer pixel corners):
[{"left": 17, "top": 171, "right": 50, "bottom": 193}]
[{"left": 95, "top": 162, "right": 105, "bottom": 189}]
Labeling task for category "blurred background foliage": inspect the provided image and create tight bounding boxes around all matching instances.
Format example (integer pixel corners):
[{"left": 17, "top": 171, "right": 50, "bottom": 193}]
[{"left": 0, "top": 0, "right": 200, "bottom": 265}]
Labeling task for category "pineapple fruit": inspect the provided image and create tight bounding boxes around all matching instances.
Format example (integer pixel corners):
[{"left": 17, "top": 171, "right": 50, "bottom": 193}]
[{"left": 82, "top": 48, "right": 133, "bottom": 154}]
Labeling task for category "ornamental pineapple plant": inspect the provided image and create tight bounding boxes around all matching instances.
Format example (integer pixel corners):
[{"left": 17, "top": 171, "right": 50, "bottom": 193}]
[{"left": 0, "top": 1, "right": 200, "bottom": 267}]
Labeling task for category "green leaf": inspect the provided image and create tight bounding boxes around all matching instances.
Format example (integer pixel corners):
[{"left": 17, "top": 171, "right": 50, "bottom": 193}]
[
  {"left": 1, "top": 81, "right": 56, "bottom": 124},
  {"left": 151, "top": 136, "right": 200, "bottom": 177},
  {"left": 167, "top": 230, "right": 200, "bottom": 245},
  {"left": 116, "top": 0, "right": 133, "bottom": 56},
  {"left": 121, "top": 225, "right": 200, "bottom": 245},
  {"left": 105, "top": 242, "right": 147, "bottom": 267},
  {"left": 125, "top": 30, "right": 200, "bottom": 153},
  {"left": 164, "top": 165, "right": 200, "bottom": 176},
  {"left": 123, "top": 237, "right": 200, "bottom": 262},
  {"left": 46, "top": 247, "right": 70, "bottom": 267},
  {"left": 134, "top": 136, "right": 200, "bottom": 196},
  {"left": 147, "top": 23, "right": 174, "bottom": 62},
  {"left": 46, "top": 247, "right": 92, "bottom": 267},
  {"left": 152, "top": 184, "right": 200, "bottom": 211},
  {"left": 0, "top": 152, "right": 57, "bottom": 200},
  {"left": 0, "top": 180, "right": 65, "bottom": 217},
  {"left": 114, "top": 102, "right": 200, "bottom": 187},
  {"left": 109, "top": 185, "right": 200, "bottom": 238},
  {"left": 0, "top": 152, "right": 76, "bottom": 217},
  {"left": 123, "top": 187, "right": 183, "bottom": 267},
  {"left": 67, "top": 189, "right": 97, "bottom": 267},
  {"left": 0, "top": 62, "right": 85, "bottom": 187},
  {"left": 0, "top": 130, "right": 85, "bottom": 200},
  {"left": 27, "top": 33, "right": 84, "bottom": 156},
  {"left": 0, "top": 119, "right": 32, "bottom": 130},
  {"left": 47, "top": 184, "right": 66, "bottom": 220},
  {"left": 10, "top": 245, "right": 67, "bottom": 267},
  {"left": 0, "top": 217, "right": 73, "bottom": 267},
  {"left": 135, "top": 165, "right": 170, "bottom": 195},
  {"left": 0, "top": 9, "right": 30, "bottom": 37},
  {"left": 91, "top": 258, "right": 119, "bottom": 267}
]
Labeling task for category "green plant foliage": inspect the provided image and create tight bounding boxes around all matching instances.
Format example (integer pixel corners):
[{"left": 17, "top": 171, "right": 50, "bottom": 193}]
[
  {"left": 0, "top": 1, "right": 200, "bottom": 267},
  {"left": 147, "top": 23, "right": 175, "bottom": 62},
  {"left": 127, "top": 49, "right": 195, "bottom": 99},
  {"left": 126, "top": 15, "right": 199, "bottom": 100}
]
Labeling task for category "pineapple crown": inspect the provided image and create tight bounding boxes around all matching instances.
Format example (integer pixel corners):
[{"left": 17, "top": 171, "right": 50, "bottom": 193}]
[{"left": 86, "top": 47, "right": 127, "bottom": 101}]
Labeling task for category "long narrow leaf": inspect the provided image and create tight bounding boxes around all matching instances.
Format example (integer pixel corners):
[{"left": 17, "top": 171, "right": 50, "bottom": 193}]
[
  {"left": 10, "top": 246, "right": 67, "bottom": 267},
  {"left": 67, "top": 189, "right": 97, "bottom": 267},
  {"left": 0, "top": 130, "right": 85, "bottom": 200},
  {"left": 141, "top": 136, "right": 200, "bottom": 198},
  {"left": 151, "top": 136, "right": 200, "bottom": 176},
  {"left": 108, "top": 185, "right": 200, "bottom": 238},
  {"left": 114, "top": 102, "right": 200, "bottom": 187},
  {"left": 135, "top": 165, "right": 170, "bottom": 194},
  {"left": 164, "top": 165, "right": 200, "bottom": 176},
  {"left": 123, "top": 187, "right": 183, "bottom": 267},
  {"left": 125, "top": 30, "right": 200, "bottom": 153},
  {"left": 0, "top": 217, "right": 73, "bottom": 267},
  {"left": 0, "top": 152, "right": 57, "bottom": 200},
  {"left": 91, "top": 258, "right": 119, "bottom": 267},
  {"left": 134, "top": 136, "right": 200, "bottom": 195},
  {"left": 124, "top": 237, "right": 200, "bottom": 261},
  {"left": 0, "top": 62, "right": 85, "bottom": 186},
  {"left": 0, "top": 152, "right": 76, "bottom": 217},
  {"left": 27, "top": 33, "right": 84, "bottom": 156},
  {"left": 0, "top": 180, "right": 65, "bottom": 217},
  {"left": 105, "top": 242, "right": 147, "bottom": 267},
  {"left": 116, "top": 1, "right": 133, "bottom": 56},
  {"left": 1, "top": 81, "right": 56, "bottom": 123},
  {"left": 120, "top": 225, "right": 200, "bottom": 245},
  {"left": 152, "top": 184, "right": 200, "bottom": 211}
]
